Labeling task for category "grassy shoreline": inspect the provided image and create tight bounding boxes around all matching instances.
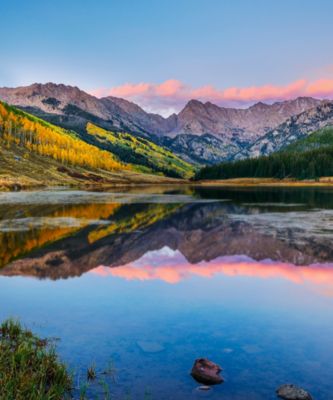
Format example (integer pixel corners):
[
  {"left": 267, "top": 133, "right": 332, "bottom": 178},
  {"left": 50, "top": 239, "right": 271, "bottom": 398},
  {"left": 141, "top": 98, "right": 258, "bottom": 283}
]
[{"left": 0, "top": 319, "right": 72, "bottom": 400}]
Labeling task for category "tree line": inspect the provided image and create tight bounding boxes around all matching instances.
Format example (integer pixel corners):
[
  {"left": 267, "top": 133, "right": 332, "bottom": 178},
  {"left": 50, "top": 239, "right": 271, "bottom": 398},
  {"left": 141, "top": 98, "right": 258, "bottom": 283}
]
[{"left": 195, "top": 146, "right": 333, "bottom": 180}]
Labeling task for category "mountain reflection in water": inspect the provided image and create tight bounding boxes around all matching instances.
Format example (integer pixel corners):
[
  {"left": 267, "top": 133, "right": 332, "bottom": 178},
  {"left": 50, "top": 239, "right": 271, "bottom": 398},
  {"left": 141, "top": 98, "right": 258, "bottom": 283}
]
[{"left": 1, "top": 188, "right": 333, "bottom": 292}]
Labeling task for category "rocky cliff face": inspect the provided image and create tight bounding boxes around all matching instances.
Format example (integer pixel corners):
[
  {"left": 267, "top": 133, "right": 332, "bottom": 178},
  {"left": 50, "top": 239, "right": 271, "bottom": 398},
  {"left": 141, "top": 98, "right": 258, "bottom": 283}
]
[
  {"left": 234, "top": 101, "right": 333, "bottom": 159},
  {"left": 102, "top": 96, "right": 178, "bottom": 135},
  {"left": 159, "top": 133, "right": 244, "bottom": 164},
  {"left": 0, "top": 83, "right": 108, "bottom": 118},
  {"left": 171, "top": 97, "right": 322, "bottom": 139}
]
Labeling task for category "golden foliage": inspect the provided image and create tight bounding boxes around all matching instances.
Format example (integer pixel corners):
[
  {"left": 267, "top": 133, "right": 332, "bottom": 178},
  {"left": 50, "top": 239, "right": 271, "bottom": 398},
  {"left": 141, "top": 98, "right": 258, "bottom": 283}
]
[{"left": 0, "top": 102, "right": 126, "bottom": 171}]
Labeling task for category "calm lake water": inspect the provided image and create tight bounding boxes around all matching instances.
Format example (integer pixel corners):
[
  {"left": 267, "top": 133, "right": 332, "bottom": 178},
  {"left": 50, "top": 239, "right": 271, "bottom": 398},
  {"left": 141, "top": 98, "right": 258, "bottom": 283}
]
[{"left": 1, "top": 186, "right": 333, "bottom": 399}]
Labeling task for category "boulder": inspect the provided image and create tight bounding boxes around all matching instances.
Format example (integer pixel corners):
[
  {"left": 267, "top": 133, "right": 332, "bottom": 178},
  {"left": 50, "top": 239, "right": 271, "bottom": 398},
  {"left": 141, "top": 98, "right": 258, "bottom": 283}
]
[
  {"left": 191, "top": 358, "right": 223, "bottom": 385},
  {"left": 276, "top": 384, "right": 313, "bottom": 400}
]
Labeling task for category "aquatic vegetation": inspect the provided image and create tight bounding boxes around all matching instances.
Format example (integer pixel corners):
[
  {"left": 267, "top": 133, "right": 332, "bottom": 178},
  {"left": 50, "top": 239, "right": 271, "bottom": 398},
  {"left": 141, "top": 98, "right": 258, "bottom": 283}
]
[
  {"left": 0, "top": 319, "right": 72, "bottom": 400},
  {"left": 87, "top": 363, "right": 97, "bottom": 381}
]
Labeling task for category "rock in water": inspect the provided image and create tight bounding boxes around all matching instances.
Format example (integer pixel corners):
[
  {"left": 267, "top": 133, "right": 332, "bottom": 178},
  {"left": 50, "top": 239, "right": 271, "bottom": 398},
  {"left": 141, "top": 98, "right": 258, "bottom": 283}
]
[
  {"left": 276, "top": 384, "right": 313, "bottom": 400},
  {"left": 137, "top": 340, "right": 164, "bottom": 353},
  {"left": 191, "top": 358, "right": 224, "bottom": 385}
]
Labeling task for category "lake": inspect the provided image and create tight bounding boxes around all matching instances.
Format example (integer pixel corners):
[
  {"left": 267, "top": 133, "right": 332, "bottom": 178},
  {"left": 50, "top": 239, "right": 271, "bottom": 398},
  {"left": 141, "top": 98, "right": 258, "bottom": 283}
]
[{"left": 0, "top": 186, "right": 333, "bottom": 399}]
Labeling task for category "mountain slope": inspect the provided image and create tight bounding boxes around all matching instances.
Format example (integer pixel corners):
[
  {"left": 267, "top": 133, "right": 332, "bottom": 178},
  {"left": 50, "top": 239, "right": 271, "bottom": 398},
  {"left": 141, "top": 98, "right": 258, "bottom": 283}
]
[
  {"left": 234, "top": 102, "right": 333, "bottom": 160},
  {"left": 85, "top": 123, "right": 195, "bottom": 178},
  {"left": 282, "top": 125, "right": 333, "bottom": 153},
  {"left": 0, "top": 101, "right": 124, "bottom": 170},
  {"left": 0, "top": 102, "right": 183, "bottom": 188},
  {"left": 101, "top": 96, "right": 177, "bottom": 135},
  {"left": 172, "top": 97, "right": 322, "bottom": 139},
  {"left": 159, "top": 133, "right": 243, "bottom": 165}
]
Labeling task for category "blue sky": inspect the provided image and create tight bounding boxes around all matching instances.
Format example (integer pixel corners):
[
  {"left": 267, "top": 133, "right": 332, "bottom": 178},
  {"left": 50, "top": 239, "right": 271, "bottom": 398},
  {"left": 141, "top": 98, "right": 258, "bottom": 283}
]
[{"left": 1, "top": 0, "right": 333, "bottom": 113}]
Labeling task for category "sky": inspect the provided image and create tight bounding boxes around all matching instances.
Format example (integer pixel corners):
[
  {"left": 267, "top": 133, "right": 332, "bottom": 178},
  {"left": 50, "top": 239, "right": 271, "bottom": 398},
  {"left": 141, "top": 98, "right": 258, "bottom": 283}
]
[{"left": 1, "top": 0, "right": 333, "bottom": 115}]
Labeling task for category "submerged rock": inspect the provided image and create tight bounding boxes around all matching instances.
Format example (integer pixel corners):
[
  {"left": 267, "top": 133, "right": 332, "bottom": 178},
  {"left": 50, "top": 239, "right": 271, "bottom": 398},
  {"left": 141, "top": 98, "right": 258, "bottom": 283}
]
[
  {"left": 137, "top": 340, "right": 164, "bottom": 353},
  {"left": 191, "top": 358, "right": 224, "bottom": 385},
  {"left": 276, "top": 384, "right": 313, "bottom": 400}
]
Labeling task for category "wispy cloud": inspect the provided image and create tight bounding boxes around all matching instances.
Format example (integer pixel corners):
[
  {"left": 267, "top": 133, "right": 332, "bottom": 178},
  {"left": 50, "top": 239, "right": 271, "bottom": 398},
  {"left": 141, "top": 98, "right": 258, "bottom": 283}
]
[{"left": 90, "top": 77, "right": 333, "bottom": 116}]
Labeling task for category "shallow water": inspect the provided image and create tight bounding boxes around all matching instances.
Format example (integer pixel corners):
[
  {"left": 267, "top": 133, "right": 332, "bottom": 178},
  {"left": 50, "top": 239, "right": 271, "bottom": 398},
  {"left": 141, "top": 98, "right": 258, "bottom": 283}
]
[{"left": 1, "top": 186, "right": 333, "bottom": 399}]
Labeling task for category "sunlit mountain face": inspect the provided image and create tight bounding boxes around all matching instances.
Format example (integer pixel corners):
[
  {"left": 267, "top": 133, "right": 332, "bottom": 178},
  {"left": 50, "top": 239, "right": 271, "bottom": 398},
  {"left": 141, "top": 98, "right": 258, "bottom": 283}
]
[{"left": 1, "top": 187, "right": 333, "bottom": 399}]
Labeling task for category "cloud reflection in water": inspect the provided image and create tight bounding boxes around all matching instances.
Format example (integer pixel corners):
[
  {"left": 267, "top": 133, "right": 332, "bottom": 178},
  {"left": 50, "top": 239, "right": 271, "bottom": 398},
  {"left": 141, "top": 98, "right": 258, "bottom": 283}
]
[{"left": 90, "top": 247, "right": 333, "bottom": 296}]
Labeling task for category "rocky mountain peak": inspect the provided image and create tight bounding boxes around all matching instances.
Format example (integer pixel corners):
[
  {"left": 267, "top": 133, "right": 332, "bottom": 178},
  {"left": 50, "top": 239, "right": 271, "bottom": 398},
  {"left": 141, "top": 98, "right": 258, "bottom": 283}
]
[{"left": 182, "top": 99, "right": 207, "bottom": 113}]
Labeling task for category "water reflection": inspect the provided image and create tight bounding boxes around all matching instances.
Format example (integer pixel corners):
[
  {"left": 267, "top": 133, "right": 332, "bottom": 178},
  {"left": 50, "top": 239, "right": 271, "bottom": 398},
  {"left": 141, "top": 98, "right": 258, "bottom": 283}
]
[
  {"left": 1, "top": 188, "right": 333, "bottom": 287},
  {"left": 90, "top": 249, "right": 333, "bottom": 296}
]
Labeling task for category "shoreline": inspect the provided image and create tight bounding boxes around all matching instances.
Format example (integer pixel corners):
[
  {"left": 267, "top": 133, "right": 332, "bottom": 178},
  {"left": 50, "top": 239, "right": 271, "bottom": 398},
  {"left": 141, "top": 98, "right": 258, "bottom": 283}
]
[
  {"left": 0, "top": 176, "right": 188, "bottom": 192},
  {"left": 194, "top": 177, "right": 333, "bottom": 188},
  {"left": 3, "top": 177, "right": 333, "bottom": 191}
]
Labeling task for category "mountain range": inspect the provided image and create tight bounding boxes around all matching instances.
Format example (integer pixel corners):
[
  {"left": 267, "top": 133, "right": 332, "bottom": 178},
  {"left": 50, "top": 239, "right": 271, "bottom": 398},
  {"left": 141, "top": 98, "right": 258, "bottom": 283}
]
[{"left": 1, "top": 83, "right": 331, "bottom": 165}]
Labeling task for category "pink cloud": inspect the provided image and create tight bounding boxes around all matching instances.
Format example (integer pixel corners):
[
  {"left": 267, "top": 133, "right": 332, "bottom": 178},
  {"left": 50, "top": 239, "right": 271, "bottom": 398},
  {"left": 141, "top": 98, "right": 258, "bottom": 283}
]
[
  {"left": 90, "top": 77, "right": 333, "bottom": 116},
  {"left": 306, "top": 79, "right": 333, "bottom": 97},
  {"left": 107, "top": 82, "right": 150, "bottom": 98},
  {"left": 155, "top": 79, "right": 185, "bottom": 97}
]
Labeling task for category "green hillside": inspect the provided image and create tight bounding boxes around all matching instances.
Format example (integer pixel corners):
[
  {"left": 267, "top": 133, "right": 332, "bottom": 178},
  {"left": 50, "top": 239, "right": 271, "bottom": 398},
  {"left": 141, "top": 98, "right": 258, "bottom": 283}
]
[
  {"left": 195, "top": 126, "right": 333, "bottom": 181},
  {"left": 85, "top": 122, "right": 195, "bottom": 179},
  {"left": 282, "top": 126, "right": 333, "bottom": 153},
  {"left": 0, "top": 101, "right": 184, "bottom": 189}
]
